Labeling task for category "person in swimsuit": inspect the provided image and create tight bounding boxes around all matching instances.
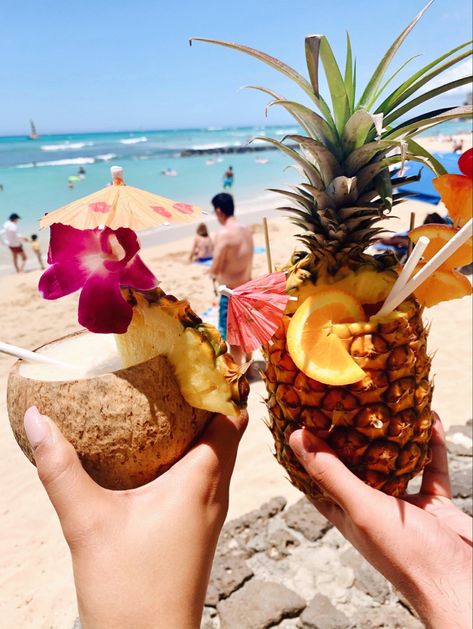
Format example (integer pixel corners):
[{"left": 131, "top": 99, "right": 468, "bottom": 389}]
[
  {"left": 222, "top": 166, "right": 234, "bottom": 189},
  {"left": 0, "top": 213, "right": 27, "bottom": 273},
  {"left": 210, "top": 193, "right": 253, "bottom": 365},
  {"left": 189, "top": 223, "right": 214, "bottom": 263}
]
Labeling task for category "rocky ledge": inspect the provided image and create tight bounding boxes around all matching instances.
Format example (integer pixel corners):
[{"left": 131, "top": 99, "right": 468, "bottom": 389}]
[{"left": 73, "top": 423, "right": 472, "bottom": 629}]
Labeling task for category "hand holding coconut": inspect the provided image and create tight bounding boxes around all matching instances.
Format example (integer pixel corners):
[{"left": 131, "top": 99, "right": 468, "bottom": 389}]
[{"left": 24, "top": 405, "right": 248, "bottom": 629}]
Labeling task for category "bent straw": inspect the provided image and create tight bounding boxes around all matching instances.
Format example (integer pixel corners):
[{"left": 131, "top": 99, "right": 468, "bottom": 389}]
[
  {"left": 377, "top": 218, "right": 473, "bottom": 316},
  {"left": 0, "top": 341, "right": 76, "bottom": 369},
  {"left": 377, "top": 235, "right": 430, "bottom": 317}
]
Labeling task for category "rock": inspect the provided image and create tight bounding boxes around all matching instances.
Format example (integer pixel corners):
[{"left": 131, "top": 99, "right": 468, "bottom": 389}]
[
  {"left": 206, "top": 555, "right": 253, "bottom": 605},
  {"left": 283, "top": 498, "right": 332, "bottom": 542},
  {"left": 217, "top": 580, "right": 306, "bottom": 629},
  {"left": 450, "top": 465, "right": 473, "bottom": 498},
  {"left": 217, "top": 497, "right": 287, "bottom": 559},
  {"left": 453, "top": 496, "right": 473, "bottom": 516},
  {"left": 446, "top": 425, "right": 473, "bottom": 456},
  {"left": 341, "top": 548, "right": 390, "bottom": 604},
  {"left": 200, "top": 606, "right": 219, "bottom": 629},
  {"left": 299, "top": 594, "right": 350, "bottom": 629},
  {"left": 351, "top": 604, "right": 423, "bottom": 628},
  {"left": 266, "top": 528, "right": 300, "bottom": 560},
  {"left": 71, "top": 619, "right": 81, "bottom": 629}
]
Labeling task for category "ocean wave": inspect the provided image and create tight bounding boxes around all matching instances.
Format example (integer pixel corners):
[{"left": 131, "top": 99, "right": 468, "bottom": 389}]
[
  {"left": 119, "top": 136, "right": 148, "bottom": 145},
  {"left": 17, "top": 157, "right": 96, "bottom": 168},
  {"left": 41, "top": 142, "right": 94, "bottom": 151},
  {"left": 189, "top": 142, "right": 243, "bottom": 150},
  {"left": 95, "top": 153, "right": 116, "bottom": 161}
]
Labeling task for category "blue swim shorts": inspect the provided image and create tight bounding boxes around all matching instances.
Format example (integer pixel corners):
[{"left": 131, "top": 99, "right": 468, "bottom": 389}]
[{"left": 218, "top": 294, "right": 229, "bottom": 341}]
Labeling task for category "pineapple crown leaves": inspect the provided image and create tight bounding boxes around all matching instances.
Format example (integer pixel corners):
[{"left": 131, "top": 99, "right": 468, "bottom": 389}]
[{"left": 190, "top": 3, "right": 473, "bottom": 259}]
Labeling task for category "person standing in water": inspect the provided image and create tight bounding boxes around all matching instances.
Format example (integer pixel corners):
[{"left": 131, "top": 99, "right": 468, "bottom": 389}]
[
  {"left": 0, "top": 213, "right": 27, "bottom": 273},
  {"left": 210, "top": 193, "right": 253, "bottom": 365},
  {"left": 222, "top": 166, "right": 234, "bottom": 189}
]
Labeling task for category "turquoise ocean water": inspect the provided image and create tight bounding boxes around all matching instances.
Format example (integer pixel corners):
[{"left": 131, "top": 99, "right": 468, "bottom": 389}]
[{"left": 0, "top": 120, "right": 470, "bottom": 272}]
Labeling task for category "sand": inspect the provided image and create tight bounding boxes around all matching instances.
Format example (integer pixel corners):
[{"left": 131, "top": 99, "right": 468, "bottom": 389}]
[{"left": 1, "top": 138, "right": 472, "bottom": 627}]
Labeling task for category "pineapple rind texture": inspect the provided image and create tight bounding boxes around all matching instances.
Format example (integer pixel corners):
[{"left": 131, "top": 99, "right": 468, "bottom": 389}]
[
  {"left": 115, "top": 288, "right": 249, "bottom": 417},
  {"left": 264, "top": 295, "right": 432, "bottom": 499}
]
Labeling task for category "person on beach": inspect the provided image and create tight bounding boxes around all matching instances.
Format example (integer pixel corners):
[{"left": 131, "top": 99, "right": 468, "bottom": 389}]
[
  {"left": 28, "top": 234, "right": 45, "bottom": 270},
  {"left": 189, "top": 222, "right": 214, "bottom": 263},
  {"left": 452, "top": 137, "right": 464, "bottom": 153},
  {"left": 210, "top": 192, "right": 253, "bottom": 365},
  {"left": 23, "top": 405, "right": 472, "bottom": 629},
  {"left": 222, "top": 166, "right": 234, "bottom": 189},
  {"left": 0, "top": 213, "right": 27, "bottom": 273}
]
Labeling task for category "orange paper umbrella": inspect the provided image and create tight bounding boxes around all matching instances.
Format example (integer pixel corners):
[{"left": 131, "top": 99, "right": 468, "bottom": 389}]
[
  {"left": 222, "top": 272, "right": 290, "bottom": 353},
  {"left": 40, "top": 166, "right": 201, "bottom": 230}
]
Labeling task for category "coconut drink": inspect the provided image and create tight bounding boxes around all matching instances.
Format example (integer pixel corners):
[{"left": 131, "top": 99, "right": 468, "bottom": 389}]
[
  {"left": 193, "top": 4, "right": 473, "bottom": 499},
  {"left": 7, "top": 171, "right": 249, "bottom": 490}
]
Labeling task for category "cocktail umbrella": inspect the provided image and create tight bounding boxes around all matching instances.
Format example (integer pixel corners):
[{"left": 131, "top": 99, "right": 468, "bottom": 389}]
[
  {"left": 40, "top": 166, "right": 201, "bottom": 230},
  {"left": 221, "top": 271, "right": 291, "bottom": 353}
]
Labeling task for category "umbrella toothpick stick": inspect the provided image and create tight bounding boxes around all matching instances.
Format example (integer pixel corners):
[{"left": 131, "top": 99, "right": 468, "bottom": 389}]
[
  {"left": 262, "top": 217, "right": 273, "bottom": 273},
  {"left": 0, "top": 341, "right": 77, "bottom": 370},
  {"left": 377, "top": 218, "right": 473, "bottom": 317}
]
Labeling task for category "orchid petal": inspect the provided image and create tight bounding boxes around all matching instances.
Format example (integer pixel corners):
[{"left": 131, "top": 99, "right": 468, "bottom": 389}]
[
  {"left": 78, "top": 272, "right": 133, "bottom": 334},
  {"left": 39, "top": 262, "right": 89, "bottom": 299},
  {"left": 48, "top": 223, "right": 101, "bottom": 263},
  {"left": 103, "top": 227, "right": 140, "bottom": 272},
  {"left": 119, "top": 255, "right": 158, "bottom": 291}
]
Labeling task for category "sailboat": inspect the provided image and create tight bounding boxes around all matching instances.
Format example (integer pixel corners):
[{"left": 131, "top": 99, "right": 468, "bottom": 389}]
[{"left": 28, "top": 120, "right": 39, "bottom": 140}]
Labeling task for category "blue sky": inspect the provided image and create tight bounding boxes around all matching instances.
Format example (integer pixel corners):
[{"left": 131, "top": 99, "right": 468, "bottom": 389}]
[{"left": 0, "top": 0, "right": 471, "bottom": 135}]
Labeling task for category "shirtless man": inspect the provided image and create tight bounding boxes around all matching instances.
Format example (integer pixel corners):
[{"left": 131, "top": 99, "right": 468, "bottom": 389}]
[{"left": 210, "top": 193, "right": 253, "bottom": 365}]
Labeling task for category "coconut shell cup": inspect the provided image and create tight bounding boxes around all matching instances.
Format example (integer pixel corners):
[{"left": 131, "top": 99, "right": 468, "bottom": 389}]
[{"left": 7, "top": 334, "right": 214, "bottom": 490}]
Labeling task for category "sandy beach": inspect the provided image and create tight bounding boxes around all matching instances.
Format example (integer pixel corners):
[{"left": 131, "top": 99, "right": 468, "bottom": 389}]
[{"left": 0, "top": 133, "right": 472, "bottom": 628}]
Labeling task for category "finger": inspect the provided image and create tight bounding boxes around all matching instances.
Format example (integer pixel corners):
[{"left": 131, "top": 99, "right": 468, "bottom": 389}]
[
  {"left": 24, "top": 406, "right": 104, "bottom": 526},
  {"left": 420, "top": 412, "right": 451, "bottom": 499},
  {"left": 289, "top": 428, "right": 379, "bottom": 514}
]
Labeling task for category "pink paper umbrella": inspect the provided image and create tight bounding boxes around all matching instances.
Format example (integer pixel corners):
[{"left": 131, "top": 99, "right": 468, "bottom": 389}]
[{"left": 224, "top": 272, "right": 290, "bottom": 353}]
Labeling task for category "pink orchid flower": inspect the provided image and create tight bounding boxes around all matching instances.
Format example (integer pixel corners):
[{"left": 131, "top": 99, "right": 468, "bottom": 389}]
[{"left": 39, "top": 223, "right": 158, "bottom": 334}]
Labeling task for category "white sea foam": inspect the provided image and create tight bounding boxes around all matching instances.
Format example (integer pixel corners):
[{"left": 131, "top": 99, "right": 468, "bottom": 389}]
[
  {"left": 95, "top": 153, "right": 116, "bottom": 161},
  {"left": 119, "top": 136, "right": 148, "bottom": 144},
  {"left": 16, "top": 157, "right": 95, "bottom": 168},
  {"left": 189, "top": 142, "right": 242, "bottom": 150},
  {"left": 41, "top": 142, "right": 94, "bottom": 151}
]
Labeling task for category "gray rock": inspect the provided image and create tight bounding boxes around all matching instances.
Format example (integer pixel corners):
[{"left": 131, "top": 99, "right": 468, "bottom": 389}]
[
  {"left": 450, "top": 465, "right": 473, "bottom": 498},
  {"left": 217, "top": 579, "right": 306, "bottom": 629},
  {"left": 351, "top": 604, "right": 423, "bottom": 628},
  {"left": 299, "top": 594, "right": 350, "bottom": 629},
  {"left": 453, "top": 496, "right": 473, "bottom": 516},
  {"left": 200, "top": 606, "right": 220, "bottom": 629},
  {"left": 446, "top": 425, "right": 473, "bottom": 456},
  {"left": 283, "top": 498, "right": 332, "bottom": 542},
  {"left": 71, "top": 619, "right": 81, "bottom": 629},
  {"left": 341, "top": 548, "right": 390, "bottom": 604},
  {"left": 217, "top": 497, "right": 287, "bottom": 559},
  {"left": 266, "top": 528, "right": 301, "bottom": 560},
  {"left": 206, "top": 555, "right": 253, "bottom": 605}
]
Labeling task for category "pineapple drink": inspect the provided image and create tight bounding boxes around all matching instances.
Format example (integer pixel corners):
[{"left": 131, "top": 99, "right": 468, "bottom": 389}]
[{"left": 194, "top": 4, "right": 473, "bottom": 498}]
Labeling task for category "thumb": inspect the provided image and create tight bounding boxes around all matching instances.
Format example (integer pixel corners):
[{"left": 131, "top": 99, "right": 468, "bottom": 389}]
[
  {"left": 289, "top": 428, "right": 378, "bottom": 513},
  {"left": 24, "top": 406, "right": 104, "bottom": 527}
]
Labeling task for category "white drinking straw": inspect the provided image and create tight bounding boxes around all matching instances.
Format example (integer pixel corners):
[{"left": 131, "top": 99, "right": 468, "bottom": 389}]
[
  {"left": 377, "top": 218, "right": 473, "bottom": 316},
  {"left": 0, "top": 341, "right": 76, "bottom": 369},
  {"left": 377, "top": 235, "right": 430, "bottom": 317}
]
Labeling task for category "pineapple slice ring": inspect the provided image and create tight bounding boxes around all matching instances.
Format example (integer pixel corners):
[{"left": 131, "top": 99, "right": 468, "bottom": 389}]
[
  {"left": 410, "top": 224, "right": 473, "bottom": 270},
  {"left": 287, "top": 288, "right": 367, "bottom": 386}
]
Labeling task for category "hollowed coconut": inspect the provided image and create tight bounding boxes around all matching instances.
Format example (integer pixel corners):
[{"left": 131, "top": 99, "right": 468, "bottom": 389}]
[{"left": 7, "top": 332, "right": 214, "bottom": 490}]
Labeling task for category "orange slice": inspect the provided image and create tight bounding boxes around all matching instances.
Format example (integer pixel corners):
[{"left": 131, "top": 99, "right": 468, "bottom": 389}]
[
  {"left": 287, "top": 289, "right": 367, "bottom": 386},
  {"left": 413, "top": 265, "right": 472, "bottom": 307},
  {"left": 410, "top": 224, "right": 473, "bottom": 270},
  {"left": 433, "top": 174, "right": 472, "bottom": 228}
]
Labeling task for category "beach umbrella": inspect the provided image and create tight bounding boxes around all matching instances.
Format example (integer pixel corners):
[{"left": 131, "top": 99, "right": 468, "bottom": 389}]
[
  {"left": 40, "top": 166, "right": 201, "bottom": 231},
  {"left": 221, "top": 272, "right": 291, "bottom": 353}
]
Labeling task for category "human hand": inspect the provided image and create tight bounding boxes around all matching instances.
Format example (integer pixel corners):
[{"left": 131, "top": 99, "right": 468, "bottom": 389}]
[
  {"left": 289, "top": 414, "right": 472, "bottom": 629},
  {"left": 23, "top": 406, "right": 248, "bottom": 629}
]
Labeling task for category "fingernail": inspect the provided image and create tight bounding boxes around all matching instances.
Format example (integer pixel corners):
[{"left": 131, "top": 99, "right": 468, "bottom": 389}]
[
  {"left": 300, "top": 428, "right": 319, "bottom": 453},
  {"left": 24, "top": 406, "right": 49, "bottom": 449}
]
